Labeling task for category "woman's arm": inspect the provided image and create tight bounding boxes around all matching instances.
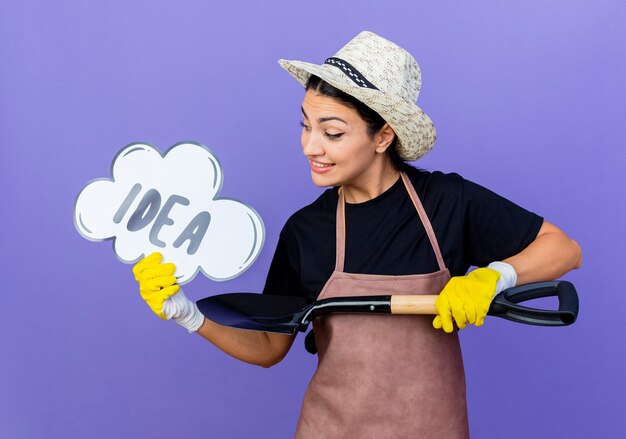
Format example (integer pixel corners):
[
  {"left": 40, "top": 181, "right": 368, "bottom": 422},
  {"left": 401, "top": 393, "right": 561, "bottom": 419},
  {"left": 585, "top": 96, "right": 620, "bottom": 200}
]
[
  {"left": 433, "top": 219, "right": 582, "bottom": 332},
  {"left": 195, "top": 319, "right": 297, "bottom": 368},
  {"left": 195, "top": 225, "right": 304, "bottom": 367},
  {"left": 133, "top": 252, "right": 297, "bottom": 368},
  {"left": 503, "top": 219, "right": 582, "bottom": 285}
]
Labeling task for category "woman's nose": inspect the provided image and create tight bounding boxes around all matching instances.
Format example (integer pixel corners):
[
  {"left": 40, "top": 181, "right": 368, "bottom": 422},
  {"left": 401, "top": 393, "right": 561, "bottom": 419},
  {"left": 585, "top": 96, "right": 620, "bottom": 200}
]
[{"left": 302, "top": 132, "right": 324, "bottom": 156}]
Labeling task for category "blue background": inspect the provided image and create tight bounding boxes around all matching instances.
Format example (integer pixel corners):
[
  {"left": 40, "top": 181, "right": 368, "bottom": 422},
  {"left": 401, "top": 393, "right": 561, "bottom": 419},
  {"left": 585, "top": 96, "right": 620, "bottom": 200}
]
[{"left": 1, "top": 1, "right": 624, "bottom": 437}]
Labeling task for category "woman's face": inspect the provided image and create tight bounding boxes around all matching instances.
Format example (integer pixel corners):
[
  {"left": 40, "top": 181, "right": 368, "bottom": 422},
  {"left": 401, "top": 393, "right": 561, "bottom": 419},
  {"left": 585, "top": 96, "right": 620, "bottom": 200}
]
[{"left": 300, "top": 89, "right": 388, "bottom": 189}]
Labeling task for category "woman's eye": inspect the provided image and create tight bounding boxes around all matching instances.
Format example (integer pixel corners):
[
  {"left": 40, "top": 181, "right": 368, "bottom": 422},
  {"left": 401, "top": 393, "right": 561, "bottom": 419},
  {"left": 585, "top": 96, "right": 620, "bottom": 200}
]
[
  {"left": 299, "top": 121, "right": 343, "bottom": 140},
  {"left": 325, "top": 132, "right": 344, "bottom": 140}
]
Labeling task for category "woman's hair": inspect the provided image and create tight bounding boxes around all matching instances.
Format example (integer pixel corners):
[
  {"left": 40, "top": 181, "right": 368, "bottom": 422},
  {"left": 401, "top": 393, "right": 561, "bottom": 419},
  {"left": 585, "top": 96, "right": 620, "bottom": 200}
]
[{"left": 305, "top": 75, "right": 416, "bottom": 173}]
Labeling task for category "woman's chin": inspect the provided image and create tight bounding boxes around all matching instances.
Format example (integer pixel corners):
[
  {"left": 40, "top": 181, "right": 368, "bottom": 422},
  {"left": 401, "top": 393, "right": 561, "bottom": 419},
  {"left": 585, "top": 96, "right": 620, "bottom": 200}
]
[{"left": 310, "top": 171, "right": 337, "bottom": 188}]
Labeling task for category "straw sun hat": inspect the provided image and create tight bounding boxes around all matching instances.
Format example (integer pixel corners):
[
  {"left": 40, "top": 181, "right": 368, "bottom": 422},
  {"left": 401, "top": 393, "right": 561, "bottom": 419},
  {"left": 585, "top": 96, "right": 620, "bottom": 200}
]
[{"left": 278, "top": 31, "right": 436, "bottom": 161}]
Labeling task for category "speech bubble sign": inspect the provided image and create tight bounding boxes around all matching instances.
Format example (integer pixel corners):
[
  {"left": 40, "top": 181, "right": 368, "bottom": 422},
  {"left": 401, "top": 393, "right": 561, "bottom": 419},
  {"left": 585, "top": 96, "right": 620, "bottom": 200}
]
[{"left": 74, "top": 141, "right": 265, "bottom": 284}]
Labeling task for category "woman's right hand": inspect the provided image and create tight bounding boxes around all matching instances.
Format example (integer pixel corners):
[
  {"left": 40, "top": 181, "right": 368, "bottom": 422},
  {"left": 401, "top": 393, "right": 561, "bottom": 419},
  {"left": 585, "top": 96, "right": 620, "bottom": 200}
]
[
  {"left": 132, "top": 253, "right": 295, "bottom": 365},
  {"left": 133, "top": 252, "right": 179, "bottom": 319},
  {"left": 132, "top": 252, "right": 205, "bottom": 332}
]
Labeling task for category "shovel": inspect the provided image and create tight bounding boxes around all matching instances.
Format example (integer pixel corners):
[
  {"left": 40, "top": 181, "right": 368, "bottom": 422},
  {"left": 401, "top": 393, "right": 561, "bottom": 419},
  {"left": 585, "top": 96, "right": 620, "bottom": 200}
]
[{"left": 196, "top": 280, "right": 579, "bottom": 335}]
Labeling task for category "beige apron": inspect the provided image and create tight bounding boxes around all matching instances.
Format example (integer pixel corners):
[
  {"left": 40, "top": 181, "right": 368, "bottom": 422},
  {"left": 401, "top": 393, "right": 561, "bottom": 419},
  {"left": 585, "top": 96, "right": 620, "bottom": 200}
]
[{"left": 294, "top": 172, "right": 469, "bottom": 439}]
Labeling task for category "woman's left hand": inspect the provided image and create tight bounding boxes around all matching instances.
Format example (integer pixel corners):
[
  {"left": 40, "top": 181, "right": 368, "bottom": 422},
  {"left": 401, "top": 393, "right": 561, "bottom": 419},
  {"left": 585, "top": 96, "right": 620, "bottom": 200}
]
[{"left": 433, "top": 268, "right": 501, "bottom": 333}]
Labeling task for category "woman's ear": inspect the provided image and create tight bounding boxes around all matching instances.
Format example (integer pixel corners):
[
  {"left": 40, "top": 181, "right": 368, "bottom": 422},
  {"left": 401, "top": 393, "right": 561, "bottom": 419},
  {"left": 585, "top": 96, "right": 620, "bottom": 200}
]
[{"left": 375, "top": 124, "right": 396, "bottom": 153}]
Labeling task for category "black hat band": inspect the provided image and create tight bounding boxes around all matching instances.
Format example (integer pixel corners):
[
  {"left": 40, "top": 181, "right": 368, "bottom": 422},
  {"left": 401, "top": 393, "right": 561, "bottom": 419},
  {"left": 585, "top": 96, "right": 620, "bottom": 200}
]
[{"left": 324, "top": 57, "right": 379, "bottom": 90}]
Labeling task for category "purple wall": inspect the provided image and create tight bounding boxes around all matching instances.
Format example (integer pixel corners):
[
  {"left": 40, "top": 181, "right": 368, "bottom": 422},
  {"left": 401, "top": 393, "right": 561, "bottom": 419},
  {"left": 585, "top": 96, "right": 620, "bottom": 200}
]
[{"left": 2, "top": 1, "right": 624, "bottom": 437}]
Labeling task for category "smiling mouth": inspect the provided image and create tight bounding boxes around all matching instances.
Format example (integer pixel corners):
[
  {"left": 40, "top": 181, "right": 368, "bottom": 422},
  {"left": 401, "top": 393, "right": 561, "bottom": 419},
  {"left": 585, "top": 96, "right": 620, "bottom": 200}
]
[{"left": 309, "top": 160, "right": 334, "bottom": 168}]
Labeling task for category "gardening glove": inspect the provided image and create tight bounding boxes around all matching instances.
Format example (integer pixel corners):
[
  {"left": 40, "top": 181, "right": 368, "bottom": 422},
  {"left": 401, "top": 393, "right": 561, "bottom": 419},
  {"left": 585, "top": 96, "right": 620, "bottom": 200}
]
[
  {"left": 433, "top": 261, "right": 517, "bottom": 333},
  {"left": 132, "top": 252, "right": 205, "bottom": 333}
]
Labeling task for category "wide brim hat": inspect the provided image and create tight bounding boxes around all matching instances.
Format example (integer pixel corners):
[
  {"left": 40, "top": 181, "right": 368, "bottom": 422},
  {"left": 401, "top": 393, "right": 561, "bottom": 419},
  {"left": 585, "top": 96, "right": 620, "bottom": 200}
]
[{"left": 278, "top": 31, "right": 436, "bottom": 161}]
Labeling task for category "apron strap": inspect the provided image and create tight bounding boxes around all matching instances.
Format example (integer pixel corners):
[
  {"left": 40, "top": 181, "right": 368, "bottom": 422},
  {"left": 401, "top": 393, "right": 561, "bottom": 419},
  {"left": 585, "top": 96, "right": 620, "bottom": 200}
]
[
  {"left": 335, "top": 172, "right": 447, "bottom": 273},
  {"left": 335, "top": 187, "right": 347, "bottom": 271},
  {"left": 399, "top": 172, "right": 447, "bottom": 272}
]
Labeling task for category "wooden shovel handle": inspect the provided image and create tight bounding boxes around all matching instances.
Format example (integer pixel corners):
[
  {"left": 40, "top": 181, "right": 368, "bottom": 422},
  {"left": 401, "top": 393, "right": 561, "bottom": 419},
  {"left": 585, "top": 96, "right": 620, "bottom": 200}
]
[{"left": 390, "top": 295, "right": 438, "bottom": 314}]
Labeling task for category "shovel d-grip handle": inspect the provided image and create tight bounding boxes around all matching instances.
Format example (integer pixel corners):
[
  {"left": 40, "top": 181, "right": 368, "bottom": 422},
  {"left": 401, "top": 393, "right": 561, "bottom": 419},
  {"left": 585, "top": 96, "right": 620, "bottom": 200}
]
[{"left": 488, "top": 280, "right": 579, "bottom": 326}]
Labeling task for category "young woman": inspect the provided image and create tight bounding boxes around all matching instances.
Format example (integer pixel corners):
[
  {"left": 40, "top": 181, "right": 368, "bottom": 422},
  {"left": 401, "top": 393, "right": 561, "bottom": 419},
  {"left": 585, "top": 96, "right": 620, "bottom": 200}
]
[{"left": 133, "top": 31, "right": 582, "bottom": 438}]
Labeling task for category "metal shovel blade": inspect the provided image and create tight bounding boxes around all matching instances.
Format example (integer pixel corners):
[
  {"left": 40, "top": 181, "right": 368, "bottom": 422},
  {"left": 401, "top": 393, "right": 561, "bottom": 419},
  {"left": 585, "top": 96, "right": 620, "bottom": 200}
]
[{"left": 195, "top": 293, "right": 310, "bottom": 334}]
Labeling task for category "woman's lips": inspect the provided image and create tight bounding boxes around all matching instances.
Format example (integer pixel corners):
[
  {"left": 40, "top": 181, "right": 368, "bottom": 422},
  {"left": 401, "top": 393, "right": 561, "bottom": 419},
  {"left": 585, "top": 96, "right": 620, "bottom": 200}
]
[{"left": 309, "top": 160, "right": 335, "bottom": 174}]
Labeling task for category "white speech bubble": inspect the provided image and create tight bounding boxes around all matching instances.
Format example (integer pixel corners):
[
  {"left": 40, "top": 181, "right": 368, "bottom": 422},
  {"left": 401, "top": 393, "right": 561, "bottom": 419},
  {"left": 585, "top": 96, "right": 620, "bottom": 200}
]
[{"left": 74, "top": 141, "right": 265, "bottom": 283}]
